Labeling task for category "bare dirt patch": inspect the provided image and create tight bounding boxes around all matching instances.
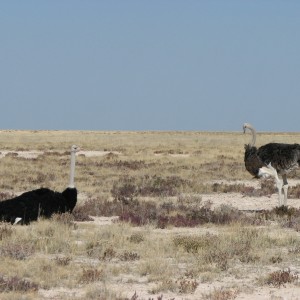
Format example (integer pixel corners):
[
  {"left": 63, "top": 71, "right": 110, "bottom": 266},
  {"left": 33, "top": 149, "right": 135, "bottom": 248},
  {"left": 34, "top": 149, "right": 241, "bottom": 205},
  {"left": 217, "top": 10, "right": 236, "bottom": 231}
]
[
  {"left": 0, "top": 150, "right": 121, "bottom": 159},
  {"left": 0, "top": 150, "right": 44, "bottom": 159},
  {"left": 204, "top": 179, "right": 300, "bottom": 210},
  {"left": 78, "top": 179, "right": 300, "bottom": 300},
  {"left": 78, "top": 150, "right": 121, "bottom": 158},
  {"left": 204, "top": 192, "right": 300, "bottom": 211}
]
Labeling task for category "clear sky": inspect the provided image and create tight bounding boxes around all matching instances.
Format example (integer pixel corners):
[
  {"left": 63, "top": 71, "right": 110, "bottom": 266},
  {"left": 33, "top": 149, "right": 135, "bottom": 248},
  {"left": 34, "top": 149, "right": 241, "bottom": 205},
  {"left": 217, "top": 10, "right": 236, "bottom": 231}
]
[{"left": 1, "top": 1, "right": 300, "bottom": 132}]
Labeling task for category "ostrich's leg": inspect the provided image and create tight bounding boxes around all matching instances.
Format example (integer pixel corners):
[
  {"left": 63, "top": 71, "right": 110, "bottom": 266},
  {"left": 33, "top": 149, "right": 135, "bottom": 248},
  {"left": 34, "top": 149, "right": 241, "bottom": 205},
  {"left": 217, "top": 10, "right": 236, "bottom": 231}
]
[
  {"left": 282, "top": 174, "right": 288, "bottom": 206},
  {"left": 260, "top": 163, "right": 283, "bottom": 206},
  {"left": 269, "top": 166, "right": 283, "bottom": 206},
  {"left": 275, "top": 178, "right": 283, "bottom": 206}
]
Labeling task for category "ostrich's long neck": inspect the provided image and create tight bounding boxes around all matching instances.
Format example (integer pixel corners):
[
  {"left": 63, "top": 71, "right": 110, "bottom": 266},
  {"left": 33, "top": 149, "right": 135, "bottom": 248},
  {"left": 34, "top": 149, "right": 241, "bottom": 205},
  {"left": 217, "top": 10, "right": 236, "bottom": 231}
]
[
  {"left": 248, "top": 126, "right": 256, "bottom": 147},
  {"left": 68, "top": 150, "right": 76, "bottom": 188}
]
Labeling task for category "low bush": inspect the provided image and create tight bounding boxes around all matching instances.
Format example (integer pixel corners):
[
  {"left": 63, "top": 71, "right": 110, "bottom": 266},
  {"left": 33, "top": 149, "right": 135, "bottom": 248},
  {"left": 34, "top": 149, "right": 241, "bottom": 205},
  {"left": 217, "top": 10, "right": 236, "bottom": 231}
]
[
  {"left": 0, "top": 192, "right": 16, "bottom": 201},
  {"left": 79, "top": 268, "right": 104, "bottom": 284},
  {"left": 74, "top": 198, "right": 123, "bottom": 218},
  {"left": 0, "top": 223, "right": 14, "bottom": 240},
  {"left": 177, "top": 278, "right": 199, "bottom": 294},
  {"left": 0, "top": 241, "right": 35, "bottom": 260},
  {"left": 202, "top": 287, "right": 238, "bottom": 300},
  {"left": 173, "top": 233, "right": 218, "bottom": 253},
  {"left": 128, "top": 233, "right": 144, "bottom": 244},
  {"left": 119, "top": 250, "right": 140, "bottom": 261},
  {"left": 0, "top": 274, "right": 38, "bottom": 292},
  {"left": 265, "top": 269, "right": 298, "bottom": 287},
  {"left": 77, "top": 194, "right": 250, "bottom": 228},
  {"left": 54, "top": 255, "right": 72, "bottom": 266},
  {"left": 111, "top": 175, "right": 190, "bottom": 201}
]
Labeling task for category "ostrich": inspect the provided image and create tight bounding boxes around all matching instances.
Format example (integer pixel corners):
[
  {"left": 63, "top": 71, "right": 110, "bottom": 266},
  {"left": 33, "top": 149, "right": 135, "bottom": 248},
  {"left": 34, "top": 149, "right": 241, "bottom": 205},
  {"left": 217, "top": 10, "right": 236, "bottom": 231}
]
[
  {"left": 0, "top": 145, "right": 80, "bottom": 224},
  {"left": 243, "top": 123, "right": 300, "bottom": 206}
]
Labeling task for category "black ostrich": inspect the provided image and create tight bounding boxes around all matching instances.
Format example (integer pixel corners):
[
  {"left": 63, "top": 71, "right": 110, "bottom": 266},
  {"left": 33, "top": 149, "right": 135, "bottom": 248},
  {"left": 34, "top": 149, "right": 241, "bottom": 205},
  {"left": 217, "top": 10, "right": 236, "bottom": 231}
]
[
  {"left": 0, "top": 145, "right": 80, "bottom": 224},
  {"left": 243, "top": 123, "right": 300, "bottom": 206}
]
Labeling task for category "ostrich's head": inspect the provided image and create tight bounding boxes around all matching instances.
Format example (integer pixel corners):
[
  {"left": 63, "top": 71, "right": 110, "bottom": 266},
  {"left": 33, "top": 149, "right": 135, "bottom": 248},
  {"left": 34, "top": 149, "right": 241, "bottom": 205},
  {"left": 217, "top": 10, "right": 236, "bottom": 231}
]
[
  {"left": 71, "top": 145, "right": 80, "bottom": 153},
  {"left": 243, "top": 123, "right": 253, "bottom": 133},
  {"left": 243, "top": 123, "right": 256, "bottom": 147}
]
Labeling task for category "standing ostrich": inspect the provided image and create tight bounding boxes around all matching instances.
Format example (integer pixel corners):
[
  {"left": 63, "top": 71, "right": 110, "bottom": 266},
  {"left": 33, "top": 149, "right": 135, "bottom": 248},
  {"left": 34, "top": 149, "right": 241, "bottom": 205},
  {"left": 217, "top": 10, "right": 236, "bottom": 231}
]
[
  {"left": 0, "top": 145, "right": 80, "bottom": 224},
  {"left": 243, "top": 123, "right": 300, "bottom": 206}
]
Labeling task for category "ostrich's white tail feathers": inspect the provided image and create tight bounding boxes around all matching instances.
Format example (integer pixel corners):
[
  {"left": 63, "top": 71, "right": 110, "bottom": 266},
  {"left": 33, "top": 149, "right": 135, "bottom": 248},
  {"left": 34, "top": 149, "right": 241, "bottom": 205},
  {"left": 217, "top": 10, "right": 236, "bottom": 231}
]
[
  {"left": 258, "top": 163, "right": 277, "bottom": 178},
  {"left": 13, "top": 217, "right": 22, "bottom": 225}
]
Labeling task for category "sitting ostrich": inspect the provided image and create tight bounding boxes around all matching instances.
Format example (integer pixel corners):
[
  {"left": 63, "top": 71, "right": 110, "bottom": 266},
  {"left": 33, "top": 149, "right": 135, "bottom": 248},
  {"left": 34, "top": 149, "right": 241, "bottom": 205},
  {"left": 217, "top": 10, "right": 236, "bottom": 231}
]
[
  {"left": 243, "top": 123, "right": 300, "bottom": 206},
  {"left": 0, "top": 145, "right": 80, "bottom": 224}
]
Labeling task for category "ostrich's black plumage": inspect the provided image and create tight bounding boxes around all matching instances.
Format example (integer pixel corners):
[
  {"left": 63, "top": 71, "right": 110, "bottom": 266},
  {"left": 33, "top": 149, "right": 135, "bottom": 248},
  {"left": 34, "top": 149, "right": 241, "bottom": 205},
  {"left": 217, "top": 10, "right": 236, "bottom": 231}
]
[
  {"left": 257, "top": 143, "right": 300, "bottom": 175},
  {"left": 0, "top": 145, "right": 79, "bottom": 224},
  {"left": 244, "top": 144, "right": 263, "bottom": 178},
  {"left": 0, "top": 187, "right": 77, "bottom": 224}
]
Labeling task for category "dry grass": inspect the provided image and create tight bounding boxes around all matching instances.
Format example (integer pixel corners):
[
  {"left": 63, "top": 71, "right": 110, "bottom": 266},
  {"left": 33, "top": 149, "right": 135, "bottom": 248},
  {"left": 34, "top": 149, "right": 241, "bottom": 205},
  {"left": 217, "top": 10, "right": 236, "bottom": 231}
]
[
  {"left": 1, "top": 130, "right": 300, "bottom": 299},
  {"left": 1, "top": 130, "right": 300, "bottom": 197}
]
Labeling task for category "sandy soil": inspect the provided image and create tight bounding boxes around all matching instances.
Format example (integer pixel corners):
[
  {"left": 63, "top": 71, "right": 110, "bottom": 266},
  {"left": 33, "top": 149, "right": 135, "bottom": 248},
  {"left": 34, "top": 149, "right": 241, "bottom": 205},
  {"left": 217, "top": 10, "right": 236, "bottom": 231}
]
[
  {"left": 206, "top": 179, "right": 300, "bottom": 210},
  {"left": 75, "top": 184, "right": 300, "bottom": 300},
  {"left": 2, "top": 148, "right": 300, "bottom": 299},
  {"left": 0, "top": 150, "right": 44, "bottom": 159},
  {"left": 204, "top": 192, "right": 300, "bottom": 211},
  {"left": 0, "top": 150, "right": 120, "bottom": 159},
  {"left": 78, "top": 150, "right": 121, "bottom": 158}
]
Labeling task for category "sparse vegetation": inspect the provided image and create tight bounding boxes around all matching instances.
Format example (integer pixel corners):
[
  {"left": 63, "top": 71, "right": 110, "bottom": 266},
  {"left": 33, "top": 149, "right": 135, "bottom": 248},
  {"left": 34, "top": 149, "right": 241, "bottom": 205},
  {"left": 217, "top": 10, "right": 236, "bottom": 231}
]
[
  {"left": 264, "top": 269, "right": 298, "bottom": 287},
  {"left": 202, "top": 287, "right": 238, "bottom": 300},
  {"left": 79, "top": 268, "right": 104, "bottom": 284},
  {"left": 0, "top": 130, "right": 300, "bottom": 298},
  {"left": 0, "top": 275, "right": 39, "bottom": 293}
]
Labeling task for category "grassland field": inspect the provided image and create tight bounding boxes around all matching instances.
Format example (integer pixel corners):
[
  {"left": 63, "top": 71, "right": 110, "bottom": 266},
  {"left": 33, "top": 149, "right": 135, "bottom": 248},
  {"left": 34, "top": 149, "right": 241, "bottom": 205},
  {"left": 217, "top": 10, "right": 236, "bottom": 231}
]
[{"left": 1, "top": 130, "right": 300, "bottom": 299}]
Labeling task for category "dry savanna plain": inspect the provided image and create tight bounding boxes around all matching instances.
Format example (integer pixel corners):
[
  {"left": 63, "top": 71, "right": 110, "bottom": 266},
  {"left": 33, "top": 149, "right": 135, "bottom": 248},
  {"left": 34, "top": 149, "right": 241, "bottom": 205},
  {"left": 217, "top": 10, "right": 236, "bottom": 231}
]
[{"left": 2, "top": 130, "right": 300, "bottom": 299}]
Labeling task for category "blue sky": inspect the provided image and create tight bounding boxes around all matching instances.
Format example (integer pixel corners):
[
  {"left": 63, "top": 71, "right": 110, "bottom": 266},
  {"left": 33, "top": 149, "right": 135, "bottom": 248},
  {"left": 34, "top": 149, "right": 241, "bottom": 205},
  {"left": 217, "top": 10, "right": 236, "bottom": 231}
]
[{"left": 1, "top": 1, "right": 300, "bottom": 131}]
